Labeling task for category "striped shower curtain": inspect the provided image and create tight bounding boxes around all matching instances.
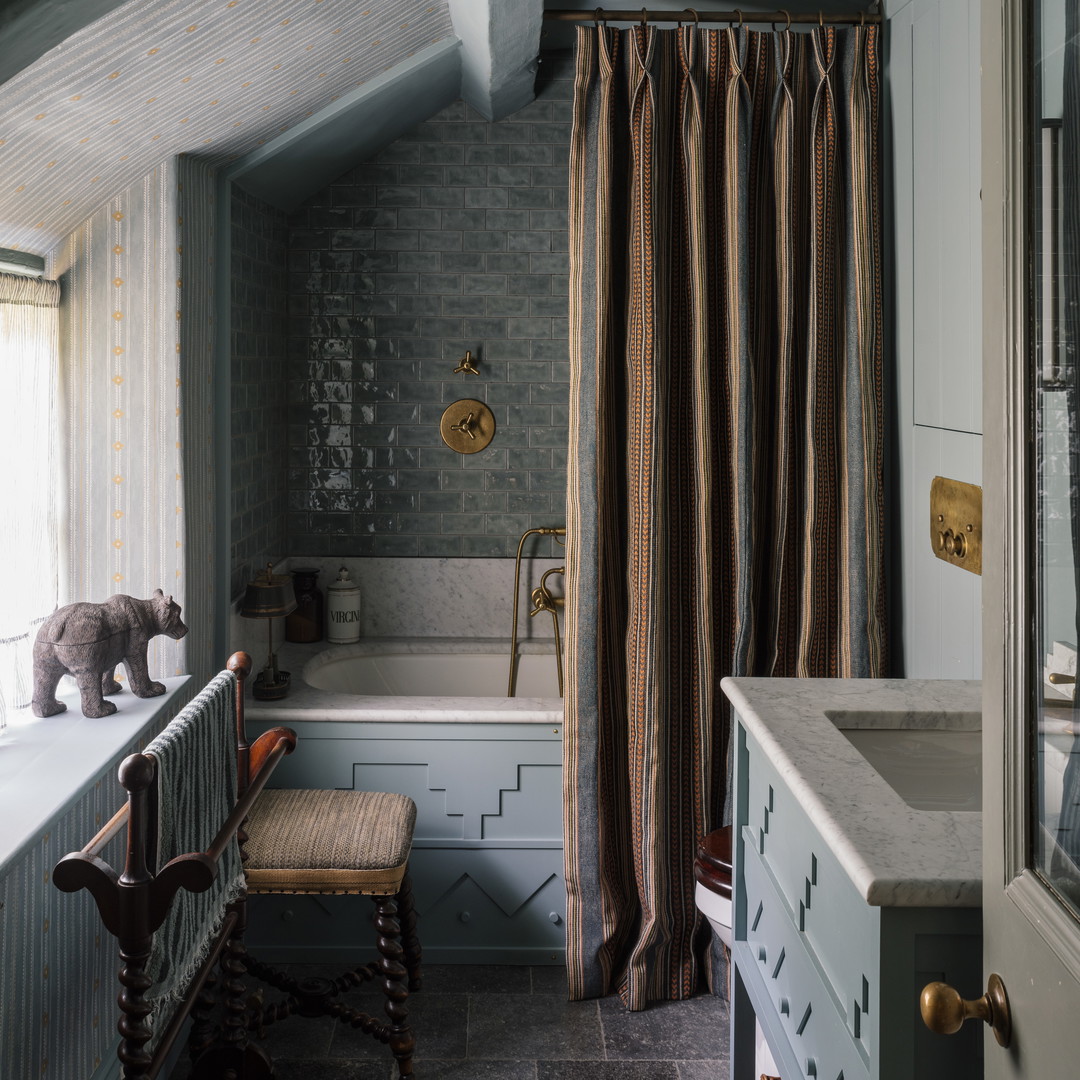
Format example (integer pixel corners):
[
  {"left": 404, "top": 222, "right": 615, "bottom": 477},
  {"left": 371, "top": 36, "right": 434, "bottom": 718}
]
[{"left": 564, "top": 23, "right": 885, "bottom": 1009}]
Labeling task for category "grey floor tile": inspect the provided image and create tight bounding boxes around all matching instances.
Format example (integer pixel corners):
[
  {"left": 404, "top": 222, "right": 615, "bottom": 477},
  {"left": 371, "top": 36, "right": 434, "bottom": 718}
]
[
  {"left": 416, "top": 1060, "right": 538, "bottom": 1079},
  {"left": 272, "top": 1060, "right": 390, "bottom": 1080},
  {"left": 538, "top": 1062, "right": 679, "bottom": 1079},
  {"left": 599, "top": 993, "right": 729, "bottom": 1061},
  {"left": 530, "top": 965, "right": 569, "bottom": 995},
  {"left": 468, "top": 993, "right": 603, "bottom": 1060},
  {"left": 329, "top": 992, "right": 469, "bottom": 1060},
  {"left": 250, "top": 1014, "right": 336, "bottom": 1060},
  {"left": 676, "top": 1060, "right": 730, "bottom": 1079},
  {"left": 420, "top": 963, "right": 531, "bottom": 994}
]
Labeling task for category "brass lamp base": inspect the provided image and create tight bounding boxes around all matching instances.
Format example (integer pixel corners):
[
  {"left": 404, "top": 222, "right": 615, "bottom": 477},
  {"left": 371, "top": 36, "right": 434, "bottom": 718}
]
[{"left": 252, "top": 670, "right": 291, "bottom": 701}]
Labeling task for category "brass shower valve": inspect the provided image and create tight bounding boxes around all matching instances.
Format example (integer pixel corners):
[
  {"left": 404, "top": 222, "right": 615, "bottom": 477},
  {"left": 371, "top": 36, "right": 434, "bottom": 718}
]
[
  {"left": 451, "top": 411, "right": 477, "bottom": 439},
  {"left": 440, "top": 399, "right": 496, "bottom": 454},
  {"left": 453, "top": 350, "right": 479, "bottom": 375}
]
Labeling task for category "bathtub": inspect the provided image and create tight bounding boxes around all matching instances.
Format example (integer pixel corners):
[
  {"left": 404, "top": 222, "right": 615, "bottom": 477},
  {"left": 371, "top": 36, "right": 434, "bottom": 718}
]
[
  {"left": 245, "top": 637, "right": 564, "bottom": 724},
  {"left": 241, "top": 637, "right": 567, "bottom": 964}
]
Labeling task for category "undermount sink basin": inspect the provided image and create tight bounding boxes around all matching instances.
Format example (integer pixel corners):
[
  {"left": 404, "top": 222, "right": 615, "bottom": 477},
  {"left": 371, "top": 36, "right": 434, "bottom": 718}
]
[{"left": 827, "top": 711, "right": 982, "bottom": 813}]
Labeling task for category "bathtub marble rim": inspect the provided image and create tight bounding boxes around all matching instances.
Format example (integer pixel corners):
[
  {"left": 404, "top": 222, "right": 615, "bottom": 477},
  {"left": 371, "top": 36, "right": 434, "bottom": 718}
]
[{"left": 243, "top": 637, "right": 564, "bottom": 724}]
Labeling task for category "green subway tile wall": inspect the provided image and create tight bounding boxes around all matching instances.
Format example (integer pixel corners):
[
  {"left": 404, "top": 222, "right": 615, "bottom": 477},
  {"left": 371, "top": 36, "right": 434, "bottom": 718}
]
[{"left": 283, "top": 56, "right": 572, "bottom": 559}]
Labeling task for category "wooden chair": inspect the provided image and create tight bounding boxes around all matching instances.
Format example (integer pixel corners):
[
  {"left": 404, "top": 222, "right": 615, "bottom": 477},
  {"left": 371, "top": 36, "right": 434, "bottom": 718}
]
[
  {"left": 54, "top": 653, "right": 297, "bottom": 1080},
  {"left": 55, "top": 651, "right": 422, "bottom": 1080},
  {"left": 231, "top": 723, "right": 423, "bottom": 1079}
]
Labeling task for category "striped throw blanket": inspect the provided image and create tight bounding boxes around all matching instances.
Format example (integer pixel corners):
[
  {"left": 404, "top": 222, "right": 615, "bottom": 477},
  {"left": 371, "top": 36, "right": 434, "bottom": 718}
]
[{"left": 144, "top": 670, "right": 245, "bottom": 1018}]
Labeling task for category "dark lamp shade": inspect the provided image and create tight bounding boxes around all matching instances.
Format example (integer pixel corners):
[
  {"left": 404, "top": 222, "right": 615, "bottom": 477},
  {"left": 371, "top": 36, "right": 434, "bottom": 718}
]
[{"left": 240, "top": 573, "right": 297, "bottom": 619}]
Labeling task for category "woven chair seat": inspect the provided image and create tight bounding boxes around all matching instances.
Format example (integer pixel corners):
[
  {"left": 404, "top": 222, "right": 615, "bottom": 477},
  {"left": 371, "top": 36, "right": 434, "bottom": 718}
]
[{"left": 244, "top": 788, "right": 417, "bottom": 895}]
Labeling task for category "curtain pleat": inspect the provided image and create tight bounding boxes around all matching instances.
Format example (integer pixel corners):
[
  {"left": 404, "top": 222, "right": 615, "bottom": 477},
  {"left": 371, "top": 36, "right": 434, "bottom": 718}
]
[{"left": 565, "top": 24, "right": 885, "bottom": 1010}]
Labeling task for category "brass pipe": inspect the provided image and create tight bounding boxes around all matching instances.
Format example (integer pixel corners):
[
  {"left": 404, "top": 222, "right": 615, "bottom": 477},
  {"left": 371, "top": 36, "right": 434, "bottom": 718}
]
[{"left": 508, "top": 527, "right": 566, "bottom": 696}]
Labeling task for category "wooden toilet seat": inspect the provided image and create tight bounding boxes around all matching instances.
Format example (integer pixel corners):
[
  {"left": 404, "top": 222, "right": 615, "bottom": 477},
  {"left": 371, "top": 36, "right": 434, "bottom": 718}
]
[{"left": 693, "top": 826, "right": 732, "bottom": 900}]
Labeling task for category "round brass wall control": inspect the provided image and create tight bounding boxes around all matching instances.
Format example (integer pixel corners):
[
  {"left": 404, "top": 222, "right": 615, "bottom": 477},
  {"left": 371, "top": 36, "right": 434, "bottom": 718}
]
[{"left": 440, "top": 399, "right": 496, "bottom": 454}]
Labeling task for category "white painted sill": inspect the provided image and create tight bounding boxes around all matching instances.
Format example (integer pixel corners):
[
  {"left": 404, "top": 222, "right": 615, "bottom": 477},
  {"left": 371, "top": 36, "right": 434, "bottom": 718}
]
[{"left": 0, "top": 676, "right": 190, "bottom": 872}]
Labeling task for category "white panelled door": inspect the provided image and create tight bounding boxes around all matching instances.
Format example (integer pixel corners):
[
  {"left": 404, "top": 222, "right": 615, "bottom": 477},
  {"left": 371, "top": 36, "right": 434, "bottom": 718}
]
[{"left": 980, "top": 1, "right": 1080, "bottom": 1075}]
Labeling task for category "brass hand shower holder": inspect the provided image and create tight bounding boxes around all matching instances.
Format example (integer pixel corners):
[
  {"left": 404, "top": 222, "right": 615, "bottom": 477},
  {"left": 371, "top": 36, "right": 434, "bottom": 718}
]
[{"left": 508, "top": 527, "right": 566, "bottom": 697}]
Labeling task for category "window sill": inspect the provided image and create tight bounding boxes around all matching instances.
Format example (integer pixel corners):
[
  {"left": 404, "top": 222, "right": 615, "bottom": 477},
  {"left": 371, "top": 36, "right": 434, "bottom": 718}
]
[{"left": 0, "top": 676, "right": 190, "bottom": 872}]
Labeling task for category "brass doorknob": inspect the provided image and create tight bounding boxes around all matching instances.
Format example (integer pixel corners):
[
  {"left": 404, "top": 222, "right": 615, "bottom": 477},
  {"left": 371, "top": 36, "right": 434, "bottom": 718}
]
[{"left": 920, "top": 973, "right": 1011, "bottom": 1048}]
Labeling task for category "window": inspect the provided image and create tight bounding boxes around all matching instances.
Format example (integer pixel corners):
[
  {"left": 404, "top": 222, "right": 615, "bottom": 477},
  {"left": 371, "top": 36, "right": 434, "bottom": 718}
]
[{"left": 0, "top": 272, "right": 61, "bottom": 725}]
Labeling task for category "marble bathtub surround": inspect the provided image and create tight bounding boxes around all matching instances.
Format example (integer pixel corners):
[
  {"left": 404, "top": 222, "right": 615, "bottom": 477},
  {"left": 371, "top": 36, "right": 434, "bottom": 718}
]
[
  {"left": 722, "top": 677, "right": 983, "bottom": 907},
  {"left": 231, "top": 556, "right": 564, "bottom": 642}
]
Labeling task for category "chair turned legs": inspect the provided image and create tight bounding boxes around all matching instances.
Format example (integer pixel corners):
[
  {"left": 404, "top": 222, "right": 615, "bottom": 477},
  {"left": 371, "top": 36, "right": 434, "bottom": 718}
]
[
  {"left": 398, "top": 873, "right": 423, "bottom": 993},
  {"left": 375, "top": 893, "right": 416, "bottom": 1079}
]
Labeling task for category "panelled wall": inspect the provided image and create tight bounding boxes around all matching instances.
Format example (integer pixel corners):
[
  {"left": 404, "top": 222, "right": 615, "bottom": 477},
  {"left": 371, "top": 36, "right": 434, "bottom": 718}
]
[
  {"left": 890, "top": 0, "right": 984, "bottom": 678},
  {"left": 281, "top": 55, "right": 573, "bottom": 561}
]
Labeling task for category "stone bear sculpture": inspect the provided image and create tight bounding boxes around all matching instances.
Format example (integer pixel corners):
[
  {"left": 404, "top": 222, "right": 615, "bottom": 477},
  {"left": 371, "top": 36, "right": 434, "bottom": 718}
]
[{"left": 32, "top": 590, "right": 189, "bottom": 718}]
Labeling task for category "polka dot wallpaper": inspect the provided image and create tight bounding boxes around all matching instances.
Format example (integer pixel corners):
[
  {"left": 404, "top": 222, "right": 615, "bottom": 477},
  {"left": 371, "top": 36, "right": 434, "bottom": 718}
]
[{"left": 0, "top": 0, "right": 454, "bottom": 255}]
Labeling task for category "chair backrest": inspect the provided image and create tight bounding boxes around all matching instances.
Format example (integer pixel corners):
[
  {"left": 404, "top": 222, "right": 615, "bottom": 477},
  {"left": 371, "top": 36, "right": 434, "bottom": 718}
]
[{"left": 52, "top": 652, "right": 297, "bottom": 1080}]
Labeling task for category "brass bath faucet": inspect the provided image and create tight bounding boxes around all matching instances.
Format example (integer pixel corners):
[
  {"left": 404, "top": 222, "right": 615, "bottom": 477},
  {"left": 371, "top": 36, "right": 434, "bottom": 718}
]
[{"left": 508, "top": 527, "right": 566, "bottom": 697}]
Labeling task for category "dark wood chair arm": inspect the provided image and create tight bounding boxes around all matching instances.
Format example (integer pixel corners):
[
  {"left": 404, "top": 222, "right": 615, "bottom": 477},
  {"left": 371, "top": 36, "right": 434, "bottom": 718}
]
[{"left": 248, "top": 726, "right": 297, "bottom": 785}]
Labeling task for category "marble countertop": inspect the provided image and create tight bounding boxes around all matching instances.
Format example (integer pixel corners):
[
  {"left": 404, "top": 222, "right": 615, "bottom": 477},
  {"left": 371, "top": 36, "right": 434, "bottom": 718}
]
[
  {"left": 722, "top": 677, "right": 983, "bottom": 908},
  {"left": 243, "top": 637, "right": 564, "bottom": 725}
]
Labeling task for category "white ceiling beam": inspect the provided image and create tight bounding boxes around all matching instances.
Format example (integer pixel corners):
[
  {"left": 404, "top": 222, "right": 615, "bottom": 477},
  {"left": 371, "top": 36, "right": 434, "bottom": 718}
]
[
  {"left": 228, "top": 39, "right": 462, "bottom": 211},
  {"left": 447, "top": 0, "right": 544, "bottom": 121}
]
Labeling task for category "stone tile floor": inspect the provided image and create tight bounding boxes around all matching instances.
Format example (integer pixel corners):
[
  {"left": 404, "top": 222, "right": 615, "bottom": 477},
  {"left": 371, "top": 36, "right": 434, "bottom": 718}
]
[{"left": 169, "top": 965, "right": 730, "bottom": 1079}]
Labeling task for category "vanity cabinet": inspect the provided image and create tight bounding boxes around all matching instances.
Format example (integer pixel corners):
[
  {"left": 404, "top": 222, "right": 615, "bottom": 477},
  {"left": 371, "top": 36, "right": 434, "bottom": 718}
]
[
  {"left": 244, "top": 718, "right": 565, "bottom": 964},
  {"left": 727, "top": 683, "right": 984, "bottom": 1080}
]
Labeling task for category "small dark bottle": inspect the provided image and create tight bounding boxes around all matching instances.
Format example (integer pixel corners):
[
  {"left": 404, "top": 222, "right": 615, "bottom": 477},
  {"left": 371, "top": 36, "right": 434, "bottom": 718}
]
[{"left": 285, "top": 567, "right": 324, "bottom": 643}]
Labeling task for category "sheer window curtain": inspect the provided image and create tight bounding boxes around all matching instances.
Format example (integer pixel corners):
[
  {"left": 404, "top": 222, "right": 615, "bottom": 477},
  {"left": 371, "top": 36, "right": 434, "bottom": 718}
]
[{"left": 0, "top": 273, "right": 61, "bottom": 727}]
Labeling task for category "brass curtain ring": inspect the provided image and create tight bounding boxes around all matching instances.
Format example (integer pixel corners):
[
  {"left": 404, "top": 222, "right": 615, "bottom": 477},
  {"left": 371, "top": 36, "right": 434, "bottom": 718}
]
[
  {"left": 819, "top": 11, "right": 825, "bottom": 27},
  {"left": 733, "top": 8, "right": 744, "bottom": 27},
  {"left": 781, "top": 9, "right": 791, "bottom": 31},
  {"left": 594, "top": 7, "right": 606, "bottom": 26},
  {"left": 641, "top": 7, "right": 648, "bottom": 26},
  {"left": 860, "top": 11, "right": 866, "bottom": 25},
  {"left": 685, "top": 7, "right": 699, "bottom": 25}
]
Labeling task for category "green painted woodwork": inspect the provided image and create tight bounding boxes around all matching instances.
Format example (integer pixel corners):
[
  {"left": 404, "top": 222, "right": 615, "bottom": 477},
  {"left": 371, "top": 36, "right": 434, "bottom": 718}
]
[
  {"left": 245, "top": 719, "right": 565, "bottom": 964},
  {"left": 733, "top": 720, "right": 982, "bottom": 1080}
]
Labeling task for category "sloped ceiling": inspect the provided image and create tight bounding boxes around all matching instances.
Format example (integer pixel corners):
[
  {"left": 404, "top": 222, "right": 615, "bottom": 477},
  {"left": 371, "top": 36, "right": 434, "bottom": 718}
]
[{"left": 0, "top": 0, "right": 488, "bottom": 255}]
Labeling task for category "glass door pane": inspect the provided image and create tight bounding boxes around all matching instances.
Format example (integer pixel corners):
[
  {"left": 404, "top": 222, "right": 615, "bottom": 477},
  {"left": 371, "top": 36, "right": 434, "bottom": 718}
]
[{"left": 1034, "top": 0, "right": 1080, "bottom": 917}]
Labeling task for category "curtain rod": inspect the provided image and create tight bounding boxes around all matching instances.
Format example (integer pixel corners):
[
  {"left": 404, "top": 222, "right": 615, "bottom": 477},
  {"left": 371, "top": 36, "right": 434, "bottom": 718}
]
[{"left": 544, "top": 9, "right": 882, "bottom": 26}]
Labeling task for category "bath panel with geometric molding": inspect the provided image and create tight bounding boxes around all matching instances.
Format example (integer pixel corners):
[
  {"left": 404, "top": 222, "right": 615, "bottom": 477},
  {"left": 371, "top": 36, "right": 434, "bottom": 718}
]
[{"left": 243, "top": 720, "right": 565, "bottom": 963}]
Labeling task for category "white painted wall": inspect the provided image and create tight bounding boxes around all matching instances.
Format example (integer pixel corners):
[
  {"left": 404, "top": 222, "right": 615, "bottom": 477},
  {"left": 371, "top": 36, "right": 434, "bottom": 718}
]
[{"left": 890, "top": 0, "right": 984, "bottom": 678}]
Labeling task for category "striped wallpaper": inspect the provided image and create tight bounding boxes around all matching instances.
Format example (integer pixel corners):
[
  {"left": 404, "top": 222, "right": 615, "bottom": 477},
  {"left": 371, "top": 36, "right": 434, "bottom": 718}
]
[
  {"left": 0, "top": 0, "right": 455, "bottom": 255},
  {"left": 0, "top": 710, "right": 180, "bottom": 1080},
  {"left": 51, "top": 155, "right": 217, "bottom": 687}
]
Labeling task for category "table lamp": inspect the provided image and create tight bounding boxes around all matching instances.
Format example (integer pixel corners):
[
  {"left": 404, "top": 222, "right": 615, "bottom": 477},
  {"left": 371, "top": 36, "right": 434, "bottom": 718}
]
[{"left": 240, "top": 563, "right": 297, "bottom": 700}]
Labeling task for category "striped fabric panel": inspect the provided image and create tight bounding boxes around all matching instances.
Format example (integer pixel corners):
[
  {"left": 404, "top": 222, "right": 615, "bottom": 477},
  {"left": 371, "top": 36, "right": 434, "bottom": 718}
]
[
  {"left": 144, "top": 671, "right": 242, "bottom": 1016},
  {"left": 53, "top": 162, "right": 188, "bottom": 682},
  {"left": 565, "top": 26, "right": 885, "bottom": 1010},
  {"left": 49, "top": 155, "right": 218, "bottom": 688}
]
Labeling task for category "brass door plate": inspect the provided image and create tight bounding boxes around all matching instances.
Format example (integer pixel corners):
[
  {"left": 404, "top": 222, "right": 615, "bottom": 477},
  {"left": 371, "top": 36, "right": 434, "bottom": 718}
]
[
  {"left": 440, "top": 398, "right": 496, "bottom": 454},
  {"left": 930, "top": 476, "right": 982, "bottom": 576}
]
